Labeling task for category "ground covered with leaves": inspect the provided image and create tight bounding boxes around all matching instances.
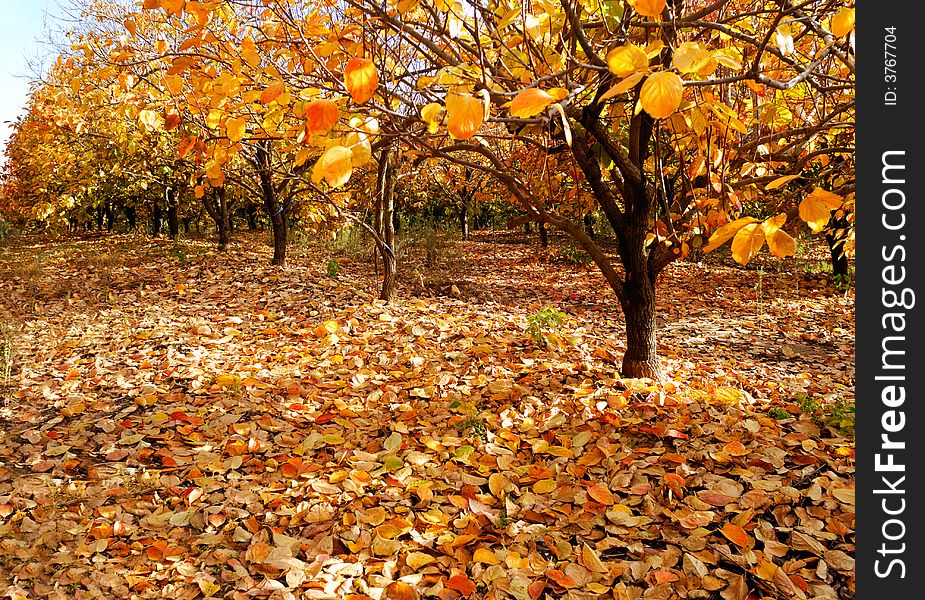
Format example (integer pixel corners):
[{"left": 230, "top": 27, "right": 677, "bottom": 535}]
[{"left": 0, "top": 232, "right": 854, "bottom": 600}]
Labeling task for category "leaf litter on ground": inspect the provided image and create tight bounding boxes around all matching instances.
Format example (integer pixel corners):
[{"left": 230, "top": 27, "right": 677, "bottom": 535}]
[{"left": 0, "top": 232, "right": 854, "bottom": 599}]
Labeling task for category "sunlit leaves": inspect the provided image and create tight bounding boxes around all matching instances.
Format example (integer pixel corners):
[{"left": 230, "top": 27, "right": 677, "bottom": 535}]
[
  {"left": 672, "top": 42, "right": 711, "bottom": 74},
  {"left": 764, "top": 175, "right": 800, "bottom": 191},
  {"left": 420, "top": 102, "right": 444, "bottom": 133},
  {"left": 766, "top": 230, "right": 797, "bottom": 258},
  {"left": 629, "top": 0, "right": 666, "bottom": 18},
  {"left": 639, "top": 72, "right": 684, "bottom": 119},
  {"left": 226, "top": 116, "right": 247, "bottom": 142},
  {"left": 303, "top": 99, "right": 339, "bottom": 137},
  {"left": 702, "top": 217, "right": 759, "bottom": 253},
  {"left": 240, "top": 37, "right": 261, "bottom": 68},
  {"left": 606, "top": 45, "right": 649, "bottom": 77},
  {"left": 445, "top": 93, "right": 484, "bottom": 140},
  {"left": 800, "top": 188, "right": 843, "bottom": 232},
  {"left": 510, "top": 88, "right": 554, "bottom": 118},
  {"left": 775, "top": 24, "right": 795, "bottom": 55},
  {"left": 261, "top": 82, "right": 286, "bottom": 105},
  {"left": 137, "top": 109, "right": 160, "bottom": 132},
  {"left": 831, "top": 8, "right": 855, "bottom": 37},
  {"left": 312, "top": 145, "right": 353, "bottom": 188},
  {"left": 598, "top": 72, "right": 646, "bottom": 102},
  {"left": 344, "top": 57, "right": 379, "bottom": 104},
  {"left": 730, "top": 222, "right": 766, "bottom": 265}
]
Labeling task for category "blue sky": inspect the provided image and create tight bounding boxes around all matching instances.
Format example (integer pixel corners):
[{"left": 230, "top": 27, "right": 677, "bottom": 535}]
[{"left": 1, "top": 0, "right": 61, "bottom": 158}]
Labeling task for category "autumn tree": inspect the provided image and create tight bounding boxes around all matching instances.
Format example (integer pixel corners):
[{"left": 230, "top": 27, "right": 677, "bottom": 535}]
[{"left": 301, "top": 0, "right": 855, "bottom": 379}]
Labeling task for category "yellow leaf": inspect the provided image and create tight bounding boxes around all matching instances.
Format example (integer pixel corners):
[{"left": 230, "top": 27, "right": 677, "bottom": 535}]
[
  {"left": 606, "top": 45, "right": 649, "bottom": 77},
  {"left": 639, "top": 71, "right": 684, "bottom": 119},
  {"left": 764, "top": 223, "right": 796, "bottom": 258},
  {"left": 755, "top": 559, "right": 779, "bottom": 581},
  {"left": 764, "top": 174, "right": 800, "bottom": 190},
  {"left": 226, "top": 117, "right": 246, "bottom": 142},
  {"left": 581, "top": 543, "right": 609, "bottom": 573},
  {"left": 672, "top": 42, "right": 711, "bottom": 74},
  {"left": 799, "top": 188, "right": 843, "bottom": 232},
  {"left": 702, "top": 217, "right": 758, "bottom": 253},
  {"left": 345, "top": 131, "right": 372, "bottom": 167},
  {"left": 731, "top": 222, "right": 766, "bottom": 265},
  {"left": 533, "top": 479, "right": 557, "bottom": 494},
  {"left": 712, "top": 47, "right": 743, "bottom": 71},
  {"left": 547, "top": 87, "right": 569, "bottom": 101},
  {"left": 761, "top": 212, "right": 787, "bottom": 234},
  {"left": 630, "top": 0, "right": 666, "bottom": 18},
  {"left": 241, "top": 37, "right": 261, "bottom": 68},
  {"left": 473, "top": 548, "right": 501, "bottom": 564},
  {"left": 421, "top": 102, "right": 444, "bottom": 133},
  {"left": 831, "top": 8, "right": 855, "bottom": 37},
  {"left": 311, "top": 145, "right": 353, "bottom": 188},
  {"left": 445, "top": 93, "right": 484, "bottom": 140},
  {"left": 406, "top": 551, "right": 436, "bottom": 569},
  {"left": 344, "top": 57, "right": 378, "bottom": 104},
  {"left": 510, "top": 88, "right": 554, "bottom": 118},
  {"left": 598, "top": 72, "right": 646, "bottom": 102},
  {"left": 488, "top": 473, "right": 508, "bottom": 498},
  {"left": 138, "top": 109, "right": 160, "bottom": 131},
  {"left": 197, "top": 580, "right": 221, "bottom": 597},
  {"left": 206, "top": 109, "right": 223, "bottom": 129}
]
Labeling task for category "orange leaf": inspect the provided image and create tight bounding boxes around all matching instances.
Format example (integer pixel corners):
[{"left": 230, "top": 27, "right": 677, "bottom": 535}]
[
  {"left": 344, "top": 57, "right": 378, "bottom": 104},
  {"left": 630, "top": 0, "right": 667, "bottom": 18},
  {"left": 510, "top": 88, "right": 554, "bottom": 118},
  {"left": 445, "top": 574, "right": 477, "bottom": 595},
  {"left": 698, "top": 490, "right": 735, "bottom": 506},
  {"left": 721, "top": 523, "right": 751, "bottom": 548},
  {"left": 303, "top": 99, "right": 339, "bottom": 136},
  {"left": 261, "top": 82, "right": 286, "bottom": 105},
  {"left": 445, "top": 93, "right": 484, "bottom": 140},
  {"left": 385, "top": 581, "right": 419, "bottom": 600},
  {"left": 586, "top": 483, "right": 615, "bottom": 505},
  {"left": 178, "top": 136, "right": 197, "bottom": 159},
  {"left": 723, "top": 441, "right": 748, "bottom": 456},
  {"left": 546, "top": 569, "right": 579, "bottom": 589},
  {"left": 640, "top": 71, "right": 684, "bottom": 119}
]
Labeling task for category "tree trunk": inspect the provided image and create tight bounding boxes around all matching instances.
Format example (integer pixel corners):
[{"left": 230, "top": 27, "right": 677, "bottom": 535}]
[
  {"left": 124, "top": 206, "right": 136, "bottom": 231},
  {"left": 96, "top": 205, "right": 104, "bottom": 231},
  {"left": 256, "top": 141, "right": 287, "bottom": 266},
  {"left": 166, "top": 188, "right": 179, "bottom": 239},
  {"left": 460, "top": 200, "right": 469, "bottom": 239},
  {"left": 152, "top": 201, "right": 163, "bottom": 236},
  {"left": 825, "top": 215, "right": 850, "bottom": 278},
  {"left": 826, "top": 234, "right": 849, "bottom": 277},
  {"left": 203, "top": 186, "right": 231, "bottom": 251},
  {"left": 104, "top": 202, "right": 115, "bottom": 232},
  {"left": 217, "top": 187, "right": 230, "bottom": 250},
  {"left": 539, "top": 222, "right": 549, "bottom": 248},
  {"left": 377, "top": 147, "right": 397, "bottom": 301},
  {"left": 619, "top": 274, "right": 664, "bottom": 380},
  {"left": 246, "top": 205, "right": 258, "bottom": 230}
]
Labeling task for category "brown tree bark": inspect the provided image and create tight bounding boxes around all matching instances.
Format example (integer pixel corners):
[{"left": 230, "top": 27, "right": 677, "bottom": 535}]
[
  {"left": 255, "top": 141, "right": 287, "bottom": 266},
  {"left": 376, "top": 147, "right": 397, "bottom": 301},
  {"left": 166, "top": 188, "right": 179, "bottom": 239}
]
